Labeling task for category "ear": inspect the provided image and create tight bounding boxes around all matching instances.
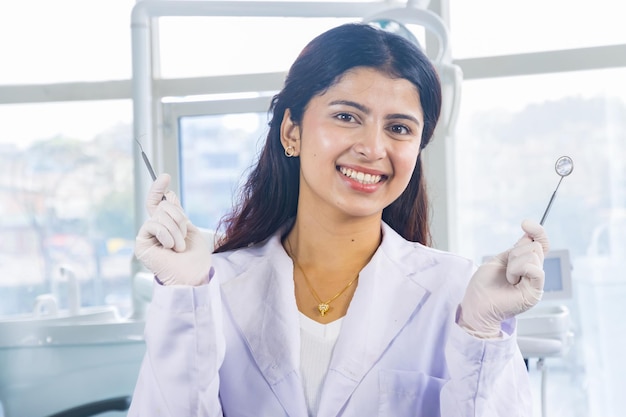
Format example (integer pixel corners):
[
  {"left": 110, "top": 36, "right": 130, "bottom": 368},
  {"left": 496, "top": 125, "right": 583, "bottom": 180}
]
[{"left": 280, "top": 109, "right": 301, "bottom": 156}]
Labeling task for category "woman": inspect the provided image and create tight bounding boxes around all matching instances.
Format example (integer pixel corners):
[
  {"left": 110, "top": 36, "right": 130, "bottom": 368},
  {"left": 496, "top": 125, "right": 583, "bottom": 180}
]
[{"left": 129, "top": 23, "right": 548, "bottom": 416}]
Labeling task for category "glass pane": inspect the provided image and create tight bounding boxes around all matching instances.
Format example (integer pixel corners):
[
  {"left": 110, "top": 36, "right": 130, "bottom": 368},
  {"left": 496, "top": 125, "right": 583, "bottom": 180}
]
[
  {"left": 158, "top": 17, "right": 355, "bottom": 78},
  {"left": 454, "top": 67, "right": 626, "bottom": 417},
  {"left": 450, "top": 0, "right": 626, "bottom": 58},
  {"left": 179, "top": 113, "right": 268, "bottom": 231},
  {"left": 0, "top": 0, "right": 135, "bottom": 84},
  {"left": 0, "top": 100, "right": 134, "bottom": 318}
]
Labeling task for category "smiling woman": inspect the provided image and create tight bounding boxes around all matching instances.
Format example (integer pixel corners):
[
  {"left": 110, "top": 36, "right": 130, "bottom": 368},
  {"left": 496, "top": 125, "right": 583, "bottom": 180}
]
[
  {"left": 280, "top": 68, "right": 424, "bottom": 224},
  {"left": 2, "top": 2, "right": 624, "bottom": 417},
  {"left": 129, "top": 22, "right": 549, "bottom": 417}
]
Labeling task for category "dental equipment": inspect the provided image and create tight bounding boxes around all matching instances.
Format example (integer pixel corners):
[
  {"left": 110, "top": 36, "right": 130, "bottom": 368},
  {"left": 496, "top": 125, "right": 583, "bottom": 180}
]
[
  {"left": 135, "top": 137, "right": 158, "bottom": 181},
  {"left": 540, "top": 156, "right": 573, "bottom": 226},
  {"left": 135, "top": 137, "right": 166, "bottom": 200}
]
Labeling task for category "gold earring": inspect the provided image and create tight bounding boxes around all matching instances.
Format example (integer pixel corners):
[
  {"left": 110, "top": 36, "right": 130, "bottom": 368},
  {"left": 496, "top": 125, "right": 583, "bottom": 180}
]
[{"left": 285, "top": 146, "right": 296, "bottom": 157}]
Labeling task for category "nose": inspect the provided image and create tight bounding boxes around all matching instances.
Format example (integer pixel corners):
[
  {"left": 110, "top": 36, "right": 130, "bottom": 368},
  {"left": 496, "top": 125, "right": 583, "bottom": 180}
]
[{"left": 353, "top": 125, "right": 386, "bottom": 160}]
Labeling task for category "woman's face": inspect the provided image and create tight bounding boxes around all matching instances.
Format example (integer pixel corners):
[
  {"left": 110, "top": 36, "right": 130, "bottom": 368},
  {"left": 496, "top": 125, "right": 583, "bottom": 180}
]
[{"left": 281, "top": 67, "right": 424, "bottom": 221}]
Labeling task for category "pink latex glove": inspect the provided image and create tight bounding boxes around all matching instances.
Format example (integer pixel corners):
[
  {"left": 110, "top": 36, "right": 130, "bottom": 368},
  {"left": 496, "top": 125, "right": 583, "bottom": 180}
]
[
  {"left": 458, "top": 219, "right": 550, "bottom": 338},
  {"left": 134, "top": 173, "right": 212, "bottom": 286}
]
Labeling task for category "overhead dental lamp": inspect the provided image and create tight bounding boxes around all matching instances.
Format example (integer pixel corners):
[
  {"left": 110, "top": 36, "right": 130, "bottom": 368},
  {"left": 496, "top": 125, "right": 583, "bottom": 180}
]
[{"left": 363, "top": 5, "right": 462, "bottom": 138}]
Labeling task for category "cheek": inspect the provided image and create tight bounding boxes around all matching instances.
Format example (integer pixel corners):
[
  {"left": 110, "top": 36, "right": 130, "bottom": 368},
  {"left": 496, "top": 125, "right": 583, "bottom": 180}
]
[
  {"left": 394, "top": 146, "right": 420, "bottom": 181},
  {"left": 302, "top": 128, "right": 346, "bottom": 163},
  {"left": 311, "top": 126, "right": 340, "bottom": 151}
]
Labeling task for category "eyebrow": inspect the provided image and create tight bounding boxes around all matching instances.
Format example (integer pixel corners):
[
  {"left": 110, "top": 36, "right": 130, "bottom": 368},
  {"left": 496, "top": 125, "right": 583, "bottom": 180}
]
[{"left": 329, "top": 99, "right": 422, "bottom": 127}]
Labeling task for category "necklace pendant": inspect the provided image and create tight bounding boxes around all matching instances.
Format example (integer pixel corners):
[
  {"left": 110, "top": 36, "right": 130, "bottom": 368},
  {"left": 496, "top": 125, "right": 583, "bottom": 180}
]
[{"left": 318, "top": 303, "right": 329, "bottom": 317}]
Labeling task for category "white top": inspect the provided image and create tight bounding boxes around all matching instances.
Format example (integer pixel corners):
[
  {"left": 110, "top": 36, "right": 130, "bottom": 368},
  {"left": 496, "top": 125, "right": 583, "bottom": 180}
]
[{"left": 299, "top": 313, "right": 343, "bottom": 417}]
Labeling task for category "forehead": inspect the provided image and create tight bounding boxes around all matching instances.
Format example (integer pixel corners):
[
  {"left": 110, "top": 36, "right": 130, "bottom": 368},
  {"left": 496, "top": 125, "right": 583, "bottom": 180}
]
[{"left": 318, "top": 67, "right": 422, "bottom": 113}]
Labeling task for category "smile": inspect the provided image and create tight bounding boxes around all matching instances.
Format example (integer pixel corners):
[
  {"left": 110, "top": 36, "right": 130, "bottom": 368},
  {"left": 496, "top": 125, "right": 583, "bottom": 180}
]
[{"left": 338, "top": 167, "right": 384, "bottom": 185}]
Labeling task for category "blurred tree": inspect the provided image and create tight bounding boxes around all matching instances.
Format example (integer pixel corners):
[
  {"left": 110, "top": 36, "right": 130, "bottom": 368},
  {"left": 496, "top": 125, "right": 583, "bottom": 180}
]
[{"left": 93, "top": 189, "right": 134, "bottom": 239}]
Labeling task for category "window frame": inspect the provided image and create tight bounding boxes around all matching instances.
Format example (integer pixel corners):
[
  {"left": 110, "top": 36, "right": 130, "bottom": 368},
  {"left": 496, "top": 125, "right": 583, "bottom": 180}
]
[{"left": 0, "top": 0, "right": 625, "bottom": 298}]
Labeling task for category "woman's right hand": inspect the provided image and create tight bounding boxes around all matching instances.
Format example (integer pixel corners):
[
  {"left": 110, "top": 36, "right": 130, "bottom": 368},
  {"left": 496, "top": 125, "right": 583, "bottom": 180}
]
[{"left": 134, "top": 173, "right": 213, "bottom": 286}]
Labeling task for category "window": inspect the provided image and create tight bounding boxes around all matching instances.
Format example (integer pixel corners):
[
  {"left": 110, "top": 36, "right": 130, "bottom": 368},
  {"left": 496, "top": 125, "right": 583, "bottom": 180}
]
[
  {"left": 454, "top": 67, "right": 626, "bottom": 417},
  {"left": 178, "top": 112, "right": 269, "bottom": 231},
  {"left": 449, "top": 0, "right": 626, "bottom": 58},
  {"left": 158, "top": 17, "right": 354, "bottom": 78},
  {"left": 0, "top": 0, "right": 136, "bottom": 319},
  {"left": 0, "top": 0, "right": 134, "bottom": 84},
  {"left": 0, "top": 100, "right": 134, "bottom": 317}
]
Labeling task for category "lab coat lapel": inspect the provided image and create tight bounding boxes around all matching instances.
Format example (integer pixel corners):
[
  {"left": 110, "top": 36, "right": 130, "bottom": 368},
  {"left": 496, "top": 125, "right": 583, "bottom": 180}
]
[
  {"left": 220, "top": 236, "right": 307, "bottom": 417},
  {"left": 317, "top": 224, "right": 437, "bottom": 417}
]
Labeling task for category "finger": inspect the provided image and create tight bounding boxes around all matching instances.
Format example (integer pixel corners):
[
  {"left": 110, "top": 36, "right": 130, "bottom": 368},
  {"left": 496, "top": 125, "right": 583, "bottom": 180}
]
[
  {"left": 506, "top": 246, "right": 543, "bottom": 285},
  {"left": 138, "top": 198, "right": 189, "bottom": 250},
  {"left": 163, "top": 189, "right": 182, "bottom": 208},
  {"left": 515, "top": 274, "right": 544, "bottom": 309},
  {"left": 135, "top": 220, "right": 174, "bottom": 254},
  {"left": 146, "top": 173, "right": 171, "bottom": 215},
  {"left": 489, "top": 249, "right": 509, "bottom": 267},
  {"left": 520, "top": 219, "right": 550, "bottom": 254},
  {"left": 157, "top": 200, "right": 188, "bottom": 233},
  {"left": 514, "top": 235, "right": 533, "bottom": 248},
  {"left": 510, "top": 240, "right": 544, "bottom": 261},
  {"left": 135, "top": 222, "right": 158, "bottom": 252},
  {"left": 138, "top": 219, "right": 180, "bottom": 249},
  {"left": 153, "top": 204, "right": 188, "bottom": 252},
  {"left": 522, "top": 264, "right": 546, "bottom": 292}
]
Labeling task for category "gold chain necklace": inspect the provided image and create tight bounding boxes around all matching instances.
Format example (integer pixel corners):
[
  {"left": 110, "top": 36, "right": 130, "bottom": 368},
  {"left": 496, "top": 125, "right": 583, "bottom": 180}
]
[{"left": 287, "top": 239, "right": 359, "bottom": 317}]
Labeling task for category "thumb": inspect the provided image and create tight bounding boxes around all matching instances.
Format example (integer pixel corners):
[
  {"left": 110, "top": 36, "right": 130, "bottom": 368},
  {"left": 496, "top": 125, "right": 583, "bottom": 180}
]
[
  {"left": 519, "top": 218, "right": 550, "bottom": 255},
  {"left": 146, "top": 173, "right": 170, "bottom": 215},
  {"left": 504, "top": 219, "right": 549, "bottom": 285}
]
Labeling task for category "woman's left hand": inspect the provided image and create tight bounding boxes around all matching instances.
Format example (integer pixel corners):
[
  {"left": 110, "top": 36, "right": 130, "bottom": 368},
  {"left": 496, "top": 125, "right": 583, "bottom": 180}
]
[{"left": 458, "top": 219, "right": 550, "bottom": 338}]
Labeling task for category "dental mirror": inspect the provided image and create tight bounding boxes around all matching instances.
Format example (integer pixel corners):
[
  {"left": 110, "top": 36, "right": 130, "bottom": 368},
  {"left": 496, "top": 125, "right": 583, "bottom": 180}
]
[{"left": 540, "top": 156, "right": 573, "bottom": 225}]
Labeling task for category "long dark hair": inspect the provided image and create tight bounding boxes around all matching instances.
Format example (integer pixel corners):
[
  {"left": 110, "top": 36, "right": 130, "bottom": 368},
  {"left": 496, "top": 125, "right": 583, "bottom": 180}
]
[{"left": 214, "top": 23, "right": 442, "bottom": 252}]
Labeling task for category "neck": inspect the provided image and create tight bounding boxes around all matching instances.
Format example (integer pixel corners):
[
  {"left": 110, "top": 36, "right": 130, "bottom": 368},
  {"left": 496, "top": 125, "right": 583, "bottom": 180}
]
[
  {"left": 286, "top": 212, "right": 382, "bottom": 277},
  {"left": 284, "top": 210, "right": 382, "bottom": 323}
]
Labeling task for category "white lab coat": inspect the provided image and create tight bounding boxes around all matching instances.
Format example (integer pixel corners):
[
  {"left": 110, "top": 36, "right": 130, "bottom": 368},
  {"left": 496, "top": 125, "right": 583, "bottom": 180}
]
[{"left": 128, "top": 222, "right": 532, "bottom": 417}]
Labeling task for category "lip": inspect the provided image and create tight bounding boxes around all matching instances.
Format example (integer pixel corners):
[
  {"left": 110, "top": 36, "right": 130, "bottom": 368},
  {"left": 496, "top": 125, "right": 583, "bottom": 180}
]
[
  {"left": 337, "top": 164, "right": 388, "bottom": 177},
  {"left": 337, "top": 164, "right": 388, "bottom": 193}
]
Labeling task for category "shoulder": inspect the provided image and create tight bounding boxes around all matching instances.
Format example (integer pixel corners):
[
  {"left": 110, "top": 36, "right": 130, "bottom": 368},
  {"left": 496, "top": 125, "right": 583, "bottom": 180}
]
[
  {"left": 211, "top": 229, "right": 287, "bottom": 283},
  {"left": 380, "top": 222, "right": 474, "bottom": 273},
  {"left": 379, "top": 222, "right": 476, "bottom": 297}
]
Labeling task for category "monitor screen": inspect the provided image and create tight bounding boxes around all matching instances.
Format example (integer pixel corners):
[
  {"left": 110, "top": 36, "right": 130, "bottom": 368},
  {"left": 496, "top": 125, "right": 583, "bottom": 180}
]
[
  {"left": 543, "top": 256, "right": 563, "bottom": 292},
  {"left": 541, "top": 249, "right": 572, "bottom": 301}
]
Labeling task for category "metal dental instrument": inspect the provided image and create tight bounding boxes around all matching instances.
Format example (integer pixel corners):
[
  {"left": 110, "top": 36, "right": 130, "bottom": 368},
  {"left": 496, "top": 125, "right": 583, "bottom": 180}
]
[
  {"left": 539, "top": 156, "right": 574, "bottom": 226},
  {"left": 135, "top": 137, "right": 158, "bottom": 181},
  {"left": 135, "top": 137, "right": 166, "bottom": 200}
]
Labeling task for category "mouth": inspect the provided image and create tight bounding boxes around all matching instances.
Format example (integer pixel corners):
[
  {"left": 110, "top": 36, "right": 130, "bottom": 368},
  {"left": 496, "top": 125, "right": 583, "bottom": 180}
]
[{"left": 338, "top": 166, "right": 386, "bottom": 185}]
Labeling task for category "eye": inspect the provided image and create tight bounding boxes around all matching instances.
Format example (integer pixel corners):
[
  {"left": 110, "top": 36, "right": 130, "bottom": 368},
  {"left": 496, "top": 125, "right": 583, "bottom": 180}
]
[
  {"left": 389, "top": 124, "right": 411, "bottom": 135},
  {"left": 335, "top": 112, "right": 356, "bottom": 123}
]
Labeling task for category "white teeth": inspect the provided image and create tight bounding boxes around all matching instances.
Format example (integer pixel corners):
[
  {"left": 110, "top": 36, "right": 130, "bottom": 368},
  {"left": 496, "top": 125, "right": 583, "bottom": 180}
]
[{"left": 339, "top": 167, "right": 382, "bottom": 185}]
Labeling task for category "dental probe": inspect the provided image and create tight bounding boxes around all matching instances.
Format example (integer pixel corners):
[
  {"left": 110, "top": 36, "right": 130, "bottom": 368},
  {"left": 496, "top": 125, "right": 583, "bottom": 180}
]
[{"left": 135, "top": 137, "right": 166, "bottom": 200}]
